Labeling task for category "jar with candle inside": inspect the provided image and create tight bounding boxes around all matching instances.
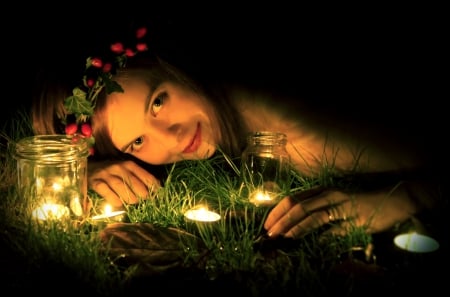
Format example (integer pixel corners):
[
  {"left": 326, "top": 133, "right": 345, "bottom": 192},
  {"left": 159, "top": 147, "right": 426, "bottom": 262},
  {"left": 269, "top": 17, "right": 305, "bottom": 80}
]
[
  {"left": 240, "top": 131, "right": 291, "bottom": 207},
  {"left": 14, "top": 134, "right": 90, "bottom": 221}
]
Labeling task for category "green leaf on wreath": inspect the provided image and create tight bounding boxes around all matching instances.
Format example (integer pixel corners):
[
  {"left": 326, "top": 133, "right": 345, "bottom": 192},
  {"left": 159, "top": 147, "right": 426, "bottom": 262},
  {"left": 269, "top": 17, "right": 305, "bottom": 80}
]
[
  {"left": 72, "top": 87, "right": 87, "bottom": 98},
  {"left": 64, "top": 94, "right": 95, "bottom": 117},
  {"left": 103, "top": 77, "right": 124, "bottom": 94}
]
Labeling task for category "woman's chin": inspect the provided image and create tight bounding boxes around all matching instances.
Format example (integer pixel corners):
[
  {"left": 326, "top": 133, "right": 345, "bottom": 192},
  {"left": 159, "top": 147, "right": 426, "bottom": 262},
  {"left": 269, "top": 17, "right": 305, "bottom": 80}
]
[{"left": 192, "top": 145, "right": 216, "bottom": 160}]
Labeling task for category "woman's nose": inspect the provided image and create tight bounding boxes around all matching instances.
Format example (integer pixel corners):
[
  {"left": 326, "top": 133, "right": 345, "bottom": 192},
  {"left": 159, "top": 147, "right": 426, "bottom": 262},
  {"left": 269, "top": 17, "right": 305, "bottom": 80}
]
[
  {"left": 167, "top": 123, "right": 183, "bottom": 141},
  {"left": 150, "top": 123, "right": 184, "bottom": 149}
]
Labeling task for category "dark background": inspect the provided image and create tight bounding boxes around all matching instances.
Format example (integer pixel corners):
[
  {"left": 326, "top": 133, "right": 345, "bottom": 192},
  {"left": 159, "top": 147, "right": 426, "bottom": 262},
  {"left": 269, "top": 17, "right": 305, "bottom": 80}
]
[{"left": 2, "top": 6, "right": 446, "bottom": 166}]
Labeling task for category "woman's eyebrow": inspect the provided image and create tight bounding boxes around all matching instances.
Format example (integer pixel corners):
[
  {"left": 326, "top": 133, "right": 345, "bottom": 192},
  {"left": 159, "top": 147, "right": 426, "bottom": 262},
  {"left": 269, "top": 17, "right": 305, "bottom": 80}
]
[
  {"left": 120, "top": 90, "right": 154, "bottom": 153},
  {"left": 144, "top": 89, "right": 153, "bottom": 113}
]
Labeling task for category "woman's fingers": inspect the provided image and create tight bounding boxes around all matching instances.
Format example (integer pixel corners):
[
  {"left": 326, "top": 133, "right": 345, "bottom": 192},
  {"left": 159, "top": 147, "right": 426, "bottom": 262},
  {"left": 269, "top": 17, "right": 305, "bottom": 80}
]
[
  {"left": 264, "top": 186, "right": 325, "bottom": 230},
  {"left": 265, "top": 202, "right": 331, "bottom": 238},
  {"left": 263, "top": 196, "right": 298, "bottom": 231},
  {"left": 119, "top": 160, "right": 161, "bottom": 189},
  {"left": 283, "top": 209, "right": 330, "bottom": 238},
  {"left": 265, "top": 189, "right": 351, "bottom": 239},
  {"left": 88, "top": 160, "right": 161, "bottom": 206},
  {"left": 90, "top": 181, "right": 124, "bottom": 207}
]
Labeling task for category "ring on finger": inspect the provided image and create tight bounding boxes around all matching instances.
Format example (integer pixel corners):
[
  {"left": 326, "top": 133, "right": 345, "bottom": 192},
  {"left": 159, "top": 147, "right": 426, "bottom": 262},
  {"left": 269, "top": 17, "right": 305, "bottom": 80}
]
[{"left": 326, "top": 208, "right": 335, "bottom": 222}]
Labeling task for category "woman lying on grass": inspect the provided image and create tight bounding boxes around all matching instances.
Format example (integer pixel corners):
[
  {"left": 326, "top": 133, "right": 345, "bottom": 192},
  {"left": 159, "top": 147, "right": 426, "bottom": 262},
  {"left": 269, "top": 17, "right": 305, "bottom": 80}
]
[{"left": 31, "top": 27, "right": 440, "bottom": 239}]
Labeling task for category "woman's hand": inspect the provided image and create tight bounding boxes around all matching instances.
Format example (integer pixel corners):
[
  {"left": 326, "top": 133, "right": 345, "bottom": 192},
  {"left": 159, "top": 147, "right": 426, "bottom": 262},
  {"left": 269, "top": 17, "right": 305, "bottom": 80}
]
[
  {"left": 88, "top": 160, "right": 161, "bottom": 207},
  {"left": 264, "top": 184, "right": 419, "bottom": 239}
]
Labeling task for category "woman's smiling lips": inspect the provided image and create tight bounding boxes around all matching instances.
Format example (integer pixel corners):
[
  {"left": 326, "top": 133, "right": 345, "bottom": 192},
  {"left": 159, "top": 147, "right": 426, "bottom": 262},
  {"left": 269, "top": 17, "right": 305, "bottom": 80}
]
[{"left": 183, "top": 124, "right": 201, "bottom": 153}]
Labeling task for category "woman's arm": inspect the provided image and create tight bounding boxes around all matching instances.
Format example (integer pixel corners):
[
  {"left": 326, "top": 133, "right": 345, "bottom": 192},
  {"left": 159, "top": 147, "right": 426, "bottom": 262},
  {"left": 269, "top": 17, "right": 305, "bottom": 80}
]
[
  {"left": 264, "top": 128, "right": 440, "bottom": 238},
  {"left": 255, "top": 98, "right": 440, "bottom": 238},
  {"left": 264, "top": 180, "right": 437, "bottom": 238}
]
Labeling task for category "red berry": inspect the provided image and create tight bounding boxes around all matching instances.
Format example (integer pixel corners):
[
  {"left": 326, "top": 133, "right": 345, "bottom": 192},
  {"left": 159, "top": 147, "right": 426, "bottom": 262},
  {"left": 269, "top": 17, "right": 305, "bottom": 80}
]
[
  {"left": 111, "top": 42, "right": 124, "bottom": 54},
  {"left": 65, "top": 123, "right": 78, "bottom": 135},
  {"left": 136, "top": 42, "right": 148, "bottom": 52},
  {"left": 91, "top": 58, "right": 103, "bottom": 68},
  {"left": 136, "top": 27, "right": 147, "bottom": 39},
  {"left": 102, "top": 62, "right": 112, "bottom": 73},
  {"left": 86, "top": 78, "right": 95, "bottom": 87},
  {"left": 88, "top": 147, "right": 95, "bottom": 156},
  {"left": 125, "top": 48, "right": 135, "bottom": 57},
  {"left": 81, "top": 123, "right": 92, "bottom": 137}
]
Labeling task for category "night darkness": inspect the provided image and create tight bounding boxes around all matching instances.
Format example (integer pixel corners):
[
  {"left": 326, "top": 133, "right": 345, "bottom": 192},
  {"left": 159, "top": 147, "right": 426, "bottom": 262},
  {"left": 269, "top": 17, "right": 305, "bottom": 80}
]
[{"left": 3, "top": 8, "right": 445, "bottom": 167}]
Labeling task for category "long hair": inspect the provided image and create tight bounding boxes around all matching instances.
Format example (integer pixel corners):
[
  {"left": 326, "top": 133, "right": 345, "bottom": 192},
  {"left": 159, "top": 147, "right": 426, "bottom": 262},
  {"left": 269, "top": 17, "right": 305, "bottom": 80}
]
[
  {"left": 31, "top": 54, "right": 249, "bottom": 165},
  {"left": 31, "top": 64, "right": 80, "bottom": 136}
]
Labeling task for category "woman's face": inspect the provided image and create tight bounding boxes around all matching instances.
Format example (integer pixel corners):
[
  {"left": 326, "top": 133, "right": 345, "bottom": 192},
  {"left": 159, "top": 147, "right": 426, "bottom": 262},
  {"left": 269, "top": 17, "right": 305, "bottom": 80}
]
[{"left": 105, "top": 80, "right": 220, "bottom": 164}]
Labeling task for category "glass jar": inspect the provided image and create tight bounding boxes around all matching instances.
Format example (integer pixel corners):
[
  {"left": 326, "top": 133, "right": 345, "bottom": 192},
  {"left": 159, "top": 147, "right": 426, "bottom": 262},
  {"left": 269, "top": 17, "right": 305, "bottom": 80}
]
[
  {"left": 241, "top": 131, "right": 291, "bottom": 206},
  {"left": 14, "top": 135, "right": 90, "bottom": 221}
]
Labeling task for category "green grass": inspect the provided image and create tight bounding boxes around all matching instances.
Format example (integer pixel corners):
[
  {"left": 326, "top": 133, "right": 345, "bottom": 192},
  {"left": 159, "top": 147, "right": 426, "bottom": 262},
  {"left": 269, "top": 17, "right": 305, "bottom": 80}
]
[{"left": 0, "top": 109, "right": 388, "bottom": 296}]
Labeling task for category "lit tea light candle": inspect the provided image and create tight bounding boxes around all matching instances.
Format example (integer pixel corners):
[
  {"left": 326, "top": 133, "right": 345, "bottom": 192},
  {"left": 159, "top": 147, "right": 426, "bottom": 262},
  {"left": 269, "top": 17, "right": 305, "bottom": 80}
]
[
  {"left": 249, "top": 190, "right": 276, "bottom": 206},
  {"left": 184, "top": 207, "right": 221, "bottom": 222},
  {"left": 91, "top": 204, "right": 126, "bottom": 221},
  {"left": 394, "top": 231, "right": 439, "bottom": 253},
  {"left": 32, "top": 203, "right": 70, "bottom": 220}
]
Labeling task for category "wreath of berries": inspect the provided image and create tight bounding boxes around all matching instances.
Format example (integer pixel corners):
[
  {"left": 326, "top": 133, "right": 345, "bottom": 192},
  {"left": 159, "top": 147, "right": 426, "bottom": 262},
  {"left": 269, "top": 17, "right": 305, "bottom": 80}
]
[{"left": 62, "top": 27, "right": 149, "bottom": 156}]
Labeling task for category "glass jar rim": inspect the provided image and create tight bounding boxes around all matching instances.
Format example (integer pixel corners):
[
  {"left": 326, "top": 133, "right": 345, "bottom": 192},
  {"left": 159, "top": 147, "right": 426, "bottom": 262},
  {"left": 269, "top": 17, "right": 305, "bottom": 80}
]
[
  {"left": 247, "top": 131, "right": 287, "bottom": 143},
  {"left": 13, "top": 134, "right": 90, "bottom": 162}
]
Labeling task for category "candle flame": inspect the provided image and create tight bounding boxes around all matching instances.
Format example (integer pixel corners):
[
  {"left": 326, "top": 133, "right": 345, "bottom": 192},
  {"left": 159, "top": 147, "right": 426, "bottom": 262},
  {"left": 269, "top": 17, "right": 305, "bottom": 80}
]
[
  {"left": 254, "top": 191, "right": 272, "bottom": 201},
  {"left": 52, "top": 182, "right": 63, "bottom": 192},
  {"left": 249, "top": 190, "right": 276, "bottom": 206},
  {"left": 104, "top": 204, "right": 113, "bottom": 215},
  {"left": 91, "top": 204, "right": 126, "bottom": 221}
]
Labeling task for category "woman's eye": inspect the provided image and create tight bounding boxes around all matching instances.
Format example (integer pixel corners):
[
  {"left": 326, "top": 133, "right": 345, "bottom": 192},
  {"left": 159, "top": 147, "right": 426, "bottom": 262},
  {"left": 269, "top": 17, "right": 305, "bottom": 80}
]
[
  {"left": 151, "top": 92, "right": 167, "bottom": 116},
  {"left": 130, "top": 136, "right": 144, "bottom": 152}
]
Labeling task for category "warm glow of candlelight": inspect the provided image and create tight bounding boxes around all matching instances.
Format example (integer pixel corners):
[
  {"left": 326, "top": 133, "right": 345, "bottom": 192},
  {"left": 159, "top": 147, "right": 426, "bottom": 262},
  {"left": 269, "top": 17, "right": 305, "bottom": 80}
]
[
  {"left": 249, "top": 190, "right": 276, "bottom": 206},
  {"left": 185, "top": 207, "right": 221, "bottom": 222},
  {"left": 254, "top": 191, "right": 272, "bottom": 201},
  {"left": 52, "top": 182, "right": 63, "bottom": 192},
  {"left": 394, "top": 231, "right": 439, "bottom": 253},
  {"left": 69, "top": 196, "right": 84, "bottom": 217},
  {"left": 104, "top": 204, "right": 113, "bottom": 214},
  {"left": 32, "top": 203, "right": 70, "bottom": 220},
  {"left": 91, "top": 204, "right": 126, "bottom": 221}
]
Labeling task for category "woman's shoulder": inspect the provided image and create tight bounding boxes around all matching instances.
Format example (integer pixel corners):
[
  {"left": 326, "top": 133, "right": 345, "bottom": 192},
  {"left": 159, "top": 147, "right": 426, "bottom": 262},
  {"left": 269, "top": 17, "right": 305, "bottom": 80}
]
[
  {"left": 226, "top": 83, "right": 306, "bottom": 111},
  {"left": 223, "top": 84, "right": 315, "bottom": 134},
  {"left": 227, "top": 84, "right": 323, "bottom": 126}
]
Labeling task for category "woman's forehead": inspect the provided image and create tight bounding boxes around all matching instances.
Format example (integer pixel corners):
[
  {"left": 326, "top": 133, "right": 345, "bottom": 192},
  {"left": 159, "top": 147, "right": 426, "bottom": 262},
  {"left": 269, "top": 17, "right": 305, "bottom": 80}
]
[{"left": 110, "top": 80, "right": 150, "bottom": 99}]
